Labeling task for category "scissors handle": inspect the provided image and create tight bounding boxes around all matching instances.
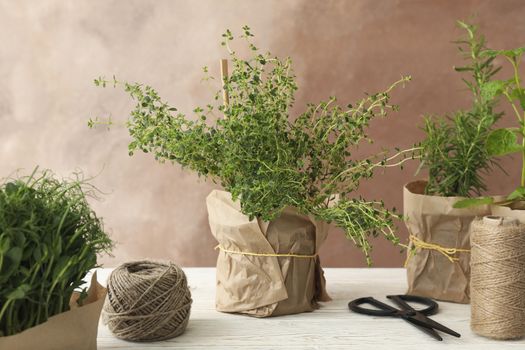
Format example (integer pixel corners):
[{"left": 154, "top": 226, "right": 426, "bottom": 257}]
[
  {"left": 348, "top": 297, "right": 400, "bottom": 316},
  {"left": 387, "top": 295, "right": 438, "bottom": 316}
]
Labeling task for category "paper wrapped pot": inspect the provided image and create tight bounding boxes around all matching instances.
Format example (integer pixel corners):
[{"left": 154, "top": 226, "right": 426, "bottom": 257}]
[
  {"left": 403, "top": 181, "right": 496, "bottom": 303},
  {"left": 0, "top": 272, "right": 106, "bottom": 350},
  {"left": 207, "top": 190, "right": 330, "bottom": 317}
]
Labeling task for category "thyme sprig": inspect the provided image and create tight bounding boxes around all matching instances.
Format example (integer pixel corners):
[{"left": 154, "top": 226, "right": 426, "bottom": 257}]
[{"left": 92, "top": 26, "right": 412, "bottom": 264}]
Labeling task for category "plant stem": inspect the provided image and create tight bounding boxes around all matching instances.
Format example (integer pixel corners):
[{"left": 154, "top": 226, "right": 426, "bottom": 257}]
[
  {"left": 522, "top": 136, "right": 525, "bottom": 187},
  {"left": 508, "top": 56, "right": 525, "bottom": 187}
]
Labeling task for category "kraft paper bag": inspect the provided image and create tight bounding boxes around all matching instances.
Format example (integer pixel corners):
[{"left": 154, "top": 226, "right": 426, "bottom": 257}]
[
  {"left": 0, "top": 272, "right": 107, "bottom": 350},
  {"left": 403, "top": 181, "right": 494, "bottom": 304},
  {"left": 206, "top": 190, "right": 330, "bottom": 317},
  {"left": 491, "top": 204, "right": 525, "bottom": 223}
]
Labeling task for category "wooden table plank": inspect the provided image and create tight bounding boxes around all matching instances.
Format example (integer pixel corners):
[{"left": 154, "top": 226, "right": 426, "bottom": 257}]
[{"left": 93, "top": 268, "right": 525, "bottom": 349}]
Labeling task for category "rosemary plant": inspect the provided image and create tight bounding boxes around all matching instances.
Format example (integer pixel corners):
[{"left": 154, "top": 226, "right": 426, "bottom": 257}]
[
  {"left": 92, "top": 26, "right": 413, "bottom": 264},
  {"left": 0, "top": 169, "right": 112, "bottom": 336},
  {"left": 418, "top": 21, "right": 502, "bottom": 197}
]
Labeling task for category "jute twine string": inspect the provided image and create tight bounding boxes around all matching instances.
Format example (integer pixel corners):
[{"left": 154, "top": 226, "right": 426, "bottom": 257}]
[
  {"left": 402, "top": 234, "right": 470, "bottom": 267},
  {"left": 214, "top": 244, "right": 318, "bottom": 259},
  {"left": 470, "top": 216, "right": 525, "bottom": 340},
  {"left": 102, "top": 260, "right": 192, "bottom": 342}
]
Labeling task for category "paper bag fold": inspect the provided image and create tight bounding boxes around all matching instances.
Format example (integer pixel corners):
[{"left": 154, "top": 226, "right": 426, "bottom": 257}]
[{"left": 491, "top": 204, "right": 525, "bottom": 223}]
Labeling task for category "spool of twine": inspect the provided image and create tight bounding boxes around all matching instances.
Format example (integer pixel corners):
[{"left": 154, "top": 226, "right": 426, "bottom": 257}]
[
  {"left": 470, "top": 216, "right": 525, "bottom": 340},
  {"left": 102, "top": 260, "right": 192, "bottom": 342}
]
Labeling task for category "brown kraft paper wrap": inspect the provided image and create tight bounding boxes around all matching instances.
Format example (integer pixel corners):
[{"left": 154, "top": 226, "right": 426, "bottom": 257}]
[
  {"left": 206, "top": 190, "right": 330, "bottom": 317},
  {"left": 403, "top": 181, "right": 494, "bottom": 304},
  {"left": 491, "top": 204, "right": 525, "bottom": 223},
  {"left": 0, "top": 272, "right": 107, "bottom": 350}
]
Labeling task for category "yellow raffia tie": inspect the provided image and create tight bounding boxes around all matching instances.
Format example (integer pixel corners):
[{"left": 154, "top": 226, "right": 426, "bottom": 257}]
[
  {"left": 403, "top": 235, "right": 470, "bottom": 267},
  {"left": 214, "top": 245, "right": 318, "bottom": 259}
]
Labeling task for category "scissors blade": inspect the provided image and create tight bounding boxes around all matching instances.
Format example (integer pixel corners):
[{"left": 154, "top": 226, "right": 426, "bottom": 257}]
[
  {"left": 403, "top": 315, "right": 443, "bottom": 341},
  {"left": 409, "top": 313, "right": 461, "bottom": 338},
  {"left": 406, "top": 312, "right": 460, "bottom": 339}
]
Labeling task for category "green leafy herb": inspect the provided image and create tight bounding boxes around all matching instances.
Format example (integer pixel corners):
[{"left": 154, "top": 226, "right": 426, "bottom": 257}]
[
  {"left": 0, "top": 168, "right": 112, "bottom": 336},
  {"left": 92, "top": 26, "right": 413, "bottom": 264},
  {"left": 507, "top": 186, "right": 525, "bottom": 200},
  {"left": 453, "top": 27, "right": 525, "bottom": 207},
  {"left": 486, "top": 128, "right": 523, "bottom": 156},
  {"left": 453, "top": 196, "right": 494, "bottom": 208},
  {"left": 418, "top": 21, "right": 502, "bottom": 197},
  {"left": 479, "top": 43, "right": 525, "bottom": 203}
]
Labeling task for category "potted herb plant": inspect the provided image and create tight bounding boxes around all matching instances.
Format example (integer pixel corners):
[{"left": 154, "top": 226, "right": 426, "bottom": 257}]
[
  {"left": 404, "top": 21, "right": 502, "bottom": 304},
  {"left": 454, "top": 46, "right": 525, "bottom": 222},
  {"left": 0, "top": 168, "right": 112, "bottom": 350},
  {"left": 92, "top": 26, "right": 412, "bottom": 317}
]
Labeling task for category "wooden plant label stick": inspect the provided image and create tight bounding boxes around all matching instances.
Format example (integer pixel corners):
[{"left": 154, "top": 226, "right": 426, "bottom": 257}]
[{"left": 220, "top": 59, "right": 229, "bottom": 107}]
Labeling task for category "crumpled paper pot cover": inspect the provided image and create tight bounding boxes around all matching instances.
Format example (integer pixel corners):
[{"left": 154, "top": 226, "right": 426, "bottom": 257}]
[
  {"left": 403, "top": 181, "right": 496, "bottom": 304},
  {"left": 207, "top": 190, "right": 330, "bottom": 317},
  {"left": 490, "top": 204, "right": 525, "bottom": 223},
  {"left": 0, "top": 272, "right": 106, "bottom": 350}
]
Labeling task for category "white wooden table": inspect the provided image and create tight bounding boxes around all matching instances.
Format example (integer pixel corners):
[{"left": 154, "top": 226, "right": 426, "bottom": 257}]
[{"left": 94, "top": 268, "right": 525, "bottom": 349}]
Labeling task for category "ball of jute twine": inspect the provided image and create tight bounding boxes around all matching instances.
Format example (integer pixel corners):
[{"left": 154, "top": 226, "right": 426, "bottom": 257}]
[
  {"left": 470, "top": 216, "right": 525, "bottom": 340},
  {"left": 102, "top": 260, "right": 192, "bottom": 342}
]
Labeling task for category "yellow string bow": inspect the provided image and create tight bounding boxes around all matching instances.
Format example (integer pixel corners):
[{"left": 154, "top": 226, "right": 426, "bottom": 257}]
[
  {"left": 403, "top": 235, "right": 470, "bottom": 267},
  {"left": 214, "top": 245, "right": 318, "bottom": 259}
]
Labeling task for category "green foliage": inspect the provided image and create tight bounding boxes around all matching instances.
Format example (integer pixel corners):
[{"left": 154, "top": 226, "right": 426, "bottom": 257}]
[
  {"left": 452, "top": 25, "right": 525, "bottom": 208},
  {"left": 507, "top": 186, "right": 525, "bottom": 200},
  {"left": 484, "top": 47, "right": 525, "bottom": 59},
  {"left": 418, "top": 21, "right": 502, "bottom": 197},
  {"left": 453, "top": 196, "right": 494, "bottom": 209},
  {"left": 480, "top": 80, "right": 507, "bottom": 101},
  {"left": 477, "top": 42, "right": 525, "bottom": 203},
  {"left": 92, "top": 26, "right": 413, "bottom": 264},
  {"left": 486, "top": 128, "right": 523, "bottom": 156},
  {"left": 0, "top": 168, "right": 112, "bottom": 336}
]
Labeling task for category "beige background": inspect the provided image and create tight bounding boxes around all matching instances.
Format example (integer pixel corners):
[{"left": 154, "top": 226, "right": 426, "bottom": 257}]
[{"left": 1, "top": 0, "right": 524, "bottom": 267}]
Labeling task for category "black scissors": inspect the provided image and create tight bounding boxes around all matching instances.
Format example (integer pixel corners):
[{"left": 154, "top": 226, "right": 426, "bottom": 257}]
[{"left": 348, "top": 295, "right": 461, "bottom": 341}]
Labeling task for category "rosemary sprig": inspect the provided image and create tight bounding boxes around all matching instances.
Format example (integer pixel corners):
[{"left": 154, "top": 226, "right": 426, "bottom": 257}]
[{"left": 418, "top": 21, "right": 502, "bottom": 197}]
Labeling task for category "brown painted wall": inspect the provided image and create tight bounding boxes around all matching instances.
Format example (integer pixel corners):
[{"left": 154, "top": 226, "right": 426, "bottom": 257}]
[{"left": 1, "top": 0, "right": 523, "bottom": 267}]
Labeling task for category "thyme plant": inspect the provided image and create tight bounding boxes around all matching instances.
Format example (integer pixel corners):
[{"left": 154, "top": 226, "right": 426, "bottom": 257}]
[
  {"left": 418, "top": 21, "right": 502, "bottom": 197},
  {"left": 92, "top": 26, "right": 412, "bottom": 264},
  {"left": 0, "top": 169, "right": 112, "bottom": 336}
]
